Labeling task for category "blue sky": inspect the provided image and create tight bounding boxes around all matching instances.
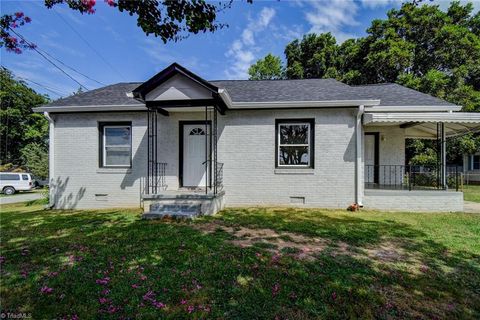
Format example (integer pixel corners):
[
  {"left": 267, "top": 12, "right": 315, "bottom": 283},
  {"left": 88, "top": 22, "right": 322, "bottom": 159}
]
[{"left": 1, "top": 0, "right": 477, "bottom": 98}]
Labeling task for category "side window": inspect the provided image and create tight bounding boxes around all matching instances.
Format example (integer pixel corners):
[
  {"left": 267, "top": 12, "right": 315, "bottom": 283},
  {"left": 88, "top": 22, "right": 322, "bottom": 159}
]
[
  {"left": 474, "top": 155, "right": 480, "bottom": 170},
  {"left": 0, "top": 174, "right": 20, "bottom": 180},
  {"left": 275, "top": 119, "right": 315, "bottom": 168},
  {"left": 22, "top": 174, "right": 29, "bottom": 180},
  {"left": 99, "top": 122, "right": 132, "bottom": 168}
]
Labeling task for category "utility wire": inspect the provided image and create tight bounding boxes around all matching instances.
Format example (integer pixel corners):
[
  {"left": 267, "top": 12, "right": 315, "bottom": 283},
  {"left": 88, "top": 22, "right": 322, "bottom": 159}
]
[
  {"left": 8, "top": 28, "right": 89, "bottom": 91},
  {"left": 37, "top": 47, "right": 107, "bottom": 86},
  {"left": 18, "top": 76, "right": 67, "bottom": 97},
  {"left": 1, "top": 66, "right": 67, "bottom": 97},
  {"left": 54, "top": 9, "right": 127, "bottom": 81}
]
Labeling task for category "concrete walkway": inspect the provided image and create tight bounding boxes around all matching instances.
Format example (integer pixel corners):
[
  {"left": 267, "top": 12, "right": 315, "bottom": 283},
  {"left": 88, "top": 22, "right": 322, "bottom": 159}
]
[
  {"left": 0, "top": 192, "right": 43, "bottom": 205},
  {"left": 464, "top": 201, "right": 480, "bottom": 213}
]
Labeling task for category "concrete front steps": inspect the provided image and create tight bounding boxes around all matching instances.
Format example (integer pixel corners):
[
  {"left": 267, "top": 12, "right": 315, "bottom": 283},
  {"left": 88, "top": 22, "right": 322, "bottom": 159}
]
[{"left": 141, "top": 190, "right": 225, "bottom": 219}]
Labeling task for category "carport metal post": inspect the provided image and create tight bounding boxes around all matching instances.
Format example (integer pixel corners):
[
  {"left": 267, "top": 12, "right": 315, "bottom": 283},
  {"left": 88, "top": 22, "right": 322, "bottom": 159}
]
[{"left": 440, "top": 122, "right": 447, "bottom": 190}]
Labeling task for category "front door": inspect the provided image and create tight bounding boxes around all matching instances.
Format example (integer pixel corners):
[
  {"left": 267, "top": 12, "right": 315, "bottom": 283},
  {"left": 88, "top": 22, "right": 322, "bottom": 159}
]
[
  {"left": 182, "top": 123, "right": 210, "bottom": 187},
  {"left": 364, "top": 133, "right": 379, "bottom": 184}
]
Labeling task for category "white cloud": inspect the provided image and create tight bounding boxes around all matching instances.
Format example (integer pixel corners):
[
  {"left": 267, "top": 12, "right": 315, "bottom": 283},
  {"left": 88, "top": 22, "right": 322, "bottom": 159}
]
[
  {"left": 359, "top": 0, "right": 400, "bottom": 9},
  {"left": 303, "top": 0, "right": 359, "bottom": 43},
  {"left": 225, "top": 7, "right": 276, "bottom": 79},
  {"left": 258, "top": 7, "right": 276, "bottom": 28}
]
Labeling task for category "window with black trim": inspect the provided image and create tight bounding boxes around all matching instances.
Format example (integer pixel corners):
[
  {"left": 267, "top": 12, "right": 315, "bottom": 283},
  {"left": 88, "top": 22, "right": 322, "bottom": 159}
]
[
  {"left": 99, "top": 122, "right": 132, "bottom": 168},
  {"left": 275, "top": 119, "right": 314, "bottom": 168},
  {"left": 474, "top": 155, "right": 480, "bottom": 170}
]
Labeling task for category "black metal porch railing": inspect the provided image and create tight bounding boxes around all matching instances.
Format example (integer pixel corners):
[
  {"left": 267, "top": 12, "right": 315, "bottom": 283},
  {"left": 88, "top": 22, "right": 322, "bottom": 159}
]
[
  {"left": 215, "top": 162, "right": 224, "bottom": 193},
  {"left": 365, "top": 165, "right": 460, "bottom": 191},
  {"left": 145, "top": 162, "right": 167, "bottom": 194}
]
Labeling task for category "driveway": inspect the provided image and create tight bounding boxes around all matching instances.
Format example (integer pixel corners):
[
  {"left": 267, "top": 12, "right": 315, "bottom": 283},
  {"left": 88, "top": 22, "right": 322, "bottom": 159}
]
[
  {"left": 464, "top": 201, "right": 480, "bottom": 213},
  {"left": 0, "top": 192, "right": 43, "bottom": 205}
]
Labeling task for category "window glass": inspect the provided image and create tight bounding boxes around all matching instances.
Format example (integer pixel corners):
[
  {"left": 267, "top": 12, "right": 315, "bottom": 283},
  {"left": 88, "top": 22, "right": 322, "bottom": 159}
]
[
  {"left": 0, "top": 174, "right": 20, "bottom": 180},
  {"left": 103, "top": 125, "right": 131, "bottom": 167},
  {"left": 474, "top": 155, "right": 480, "bottom": 170},
  {"left": 277, "top": 122, "right": 312, "bottom": 167},
  {"left": 189, "top": 128, "right": 205, "bottom": 135},
  {"left": 22, "top": 174, "right": 29, "bottom": 180}
]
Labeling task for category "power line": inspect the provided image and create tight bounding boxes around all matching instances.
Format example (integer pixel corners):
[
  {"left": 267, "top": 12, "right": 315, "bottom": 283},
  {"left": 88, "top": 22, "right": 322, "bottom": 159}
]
[
  {"left": 54, "top": 9, "right": 127, "bottom": 81},
  {"left": 8, "top": 28, "right": 90, "bottom": 91},
  {"left": 37, "top": 47, "right": 107, "bottom": 86},
  {"left": 18, "top": 77, "right": 67, "bottom": 97},
  {"left": 2, "top": 66, "right": 67, "bottom": 97}
]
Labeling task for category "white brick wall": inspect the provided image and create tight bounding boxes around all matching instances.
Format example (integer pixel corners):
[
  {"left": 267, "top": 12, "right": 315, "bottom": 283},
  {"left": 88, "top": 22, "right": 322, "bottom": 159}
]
[
  {"left": 218, "top": 109, "right": 357, "bottom": 208},
  {"left": 51, "top": 108, "right": 359, "bottom": 209},
  {"left": 364, "top": 189, "right": 464, "bottom": 212},
  {"left": 52, "top": 112, "right": 147, "bottom": 209}
]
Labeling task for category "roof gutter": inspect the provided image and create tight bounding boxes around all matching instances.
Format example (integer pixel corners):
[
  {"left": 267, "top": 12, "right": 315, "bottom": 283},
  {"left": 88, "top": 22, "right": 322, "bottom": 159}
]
[
  {"left": 366, "top": 105, "right": 461, "bottom": 112},
  {"left": 355, "top": 105, "right": 365, "bottom": 207},
  {"left": 224, "top": 99, "right": 380, "bottom": 109},
  {"left": 33, "top": 104, "right": 147, "bottom": 113},
  {"left": 43, "top": 112, "right": 55, "bottom": 209}
]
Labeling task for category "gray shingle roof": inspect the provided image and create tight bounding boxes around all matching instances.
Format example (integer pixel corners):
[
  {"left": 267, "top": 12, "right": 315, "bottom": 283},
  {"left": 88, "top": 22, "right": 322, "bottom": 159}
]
[
  {"left": 46, "top": 82, "right": 142, "bottom": 107},
  {"left": 352, "top": 83, "right": 456, "bottom": 106},
  {"left": 210, "top": 78, "right": 363, "bottom": 102},
  {"left": 43, "top": 79, "right": 455, "bottom": 108}
]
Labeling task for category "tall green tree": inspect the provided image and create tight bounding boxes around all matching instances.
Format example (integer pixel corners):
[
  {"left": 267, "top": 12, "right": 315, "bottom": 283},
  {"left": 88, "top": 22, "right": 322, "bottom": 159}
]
[
  {"left": 285, "top": 33, "right": 338, "bottom": 79},
  {"left": 0, "top": 67, "right": 49, "bottom": 164},
  {"left": 248, "top": 54, "right": 284, "bottom": 80},
  {"left": 280, "top": 1, "right": 480, "bottom": 115},
  {"left": 260, "top": 1, "right": 479, "bottom": 161}
]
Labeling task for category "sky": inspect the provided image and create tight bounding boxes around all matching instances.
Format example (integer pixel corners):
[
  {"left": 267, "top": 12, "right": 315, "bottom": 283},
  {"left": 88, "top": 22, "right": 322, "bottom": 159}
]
[{"left": 1, "top": 0, "right": 478, "bottom": 98}]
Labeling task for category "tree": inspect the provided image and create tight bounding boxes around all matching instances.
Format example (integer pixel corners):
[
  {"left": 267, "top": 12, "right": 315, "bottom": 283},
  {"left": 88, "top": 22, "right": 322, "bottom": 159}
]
[
  {"left": 285, "top": 33, "right": 338, "bottom": 79},
  {"left": 248, "top": 54, "right": 284, "bottom": 80},
  {"left": 0, "top": 68, "right": 49, "bottom": 165},
  {"left": 274, "top": 1, "right": 480, "bottom": 163},
  {"left": 2, "top": 0, "right": 252, "bottom": 53},
  {"left": 21, "top": 143, "right": 49, "bottom": 179},
  {"left": 0, "top": 12, "right": 34, "bottom": 53}
]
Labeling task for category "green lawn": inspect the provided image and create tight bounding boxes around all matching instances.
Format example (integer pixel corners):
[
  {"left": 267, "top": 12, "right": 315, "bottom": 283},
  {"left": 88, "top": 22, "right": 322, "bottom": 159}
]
[
  {"left": 1, "top": 203, "right": 479, "bottom": 319},
  {"left": 463, "top": 185, "right": 480, "bottom": 203}
]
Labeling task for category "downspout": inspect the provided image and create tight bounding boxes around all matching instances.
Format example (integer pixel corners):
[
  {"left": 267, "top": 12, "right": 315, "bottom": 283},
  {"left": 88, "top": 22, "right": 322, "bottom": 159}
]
[
  {"left": 44, "top": 112, "right": 55, "bottom": 209},
  {"left": 355, "top": 105, "right": 365, "bottom": 206}
]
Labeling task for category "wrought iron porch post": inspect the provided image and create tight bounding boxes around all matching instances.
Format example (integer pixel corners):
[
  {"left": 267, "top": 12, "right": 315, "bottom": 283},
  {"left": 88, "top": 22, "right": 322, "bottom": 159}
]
[
  {"left": 214, "top": 105, "right": 218, "bottom": 195},
  {"left": 147, "top": 107, "right": 150, "bottom": 194},
  {"left": 205, "top": 105, "right": 208, "bottom": 194}
]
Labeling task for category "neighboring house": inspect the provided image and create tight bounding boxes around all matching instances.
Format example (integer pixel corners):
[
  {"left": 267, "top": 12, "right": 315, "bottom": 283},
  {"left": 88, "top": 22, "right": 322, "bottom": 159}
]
[
  {"left": 463, "top": 152, "right": 480, "bottom": 184},
  {"left": 34, "top": 63, "right": 480, "bottom": 214}
]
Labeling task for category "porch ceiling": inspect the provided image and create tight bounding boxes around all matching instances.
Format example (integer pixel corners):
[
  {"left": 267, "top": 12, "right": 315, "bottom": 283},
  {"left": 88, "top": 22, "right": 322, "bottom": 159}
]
[{"left": 363, "top": 112, "right": 480, "bottom": 138}]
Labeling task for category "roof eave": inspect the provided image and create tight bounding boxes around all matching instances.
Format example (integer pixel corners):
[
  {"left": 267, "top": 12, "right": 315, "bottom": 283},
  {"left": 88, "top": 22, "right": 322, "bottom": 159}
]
[
  {"left": 366, "top": 105, "right": 462, "bottom": 112},
  {"left": 228, "top": 99, "right": 381, "bottom": 109},
  {"left": 33, "top": 104, "right": 147, "bottom": 113}
]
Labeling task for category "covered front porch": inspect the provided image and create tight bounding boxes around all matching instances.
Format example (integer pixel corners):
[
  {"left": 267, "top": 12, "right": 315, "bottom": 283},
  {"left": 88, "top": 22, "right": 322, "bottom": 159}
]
[
  {"left": 130, "top": 64, "right": 227, "bottom": 217},
  {"left": 361, "top": 112, "right": 480, "bottom": 211}
]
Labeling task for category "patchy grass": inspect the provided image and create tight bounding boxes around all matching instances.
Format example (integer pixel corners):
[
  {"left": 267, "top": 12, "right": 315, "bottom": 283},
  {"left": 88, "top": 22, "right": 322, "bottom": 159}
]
[
  {"left": 1, "top": 204, "right": 479, "bottom": 319},
  {"left": 463, "top": 184, "right": 480, "bottom": 203}
]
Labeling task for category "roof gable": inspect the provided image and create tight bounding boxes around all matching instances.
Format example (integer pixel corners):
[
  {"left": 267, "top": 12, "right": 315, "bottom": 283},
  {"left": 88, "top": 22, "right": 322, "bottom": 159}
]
[{"left": 132, "top": 63, "right": 218, "bottom": 101}]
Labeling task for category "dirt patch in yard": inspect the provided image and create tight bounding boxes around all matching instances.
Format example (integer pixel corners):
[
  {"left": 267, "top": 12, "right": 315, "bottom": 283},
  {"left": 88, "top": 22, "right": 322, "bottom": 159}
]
[
  {"left": 193, "top": 222, "right": 417, "bottom": 265},
  {"left": 193, "top": 223, "right": 351, "bottom": 260}
]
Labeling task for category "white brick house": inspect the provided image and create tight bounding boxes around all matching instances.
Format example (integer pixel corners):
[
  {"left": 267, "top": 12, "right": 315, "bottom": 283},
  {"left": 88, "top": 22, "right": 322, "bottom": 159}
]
[{"left": 35, "top": 63, "right": 480, "bottom": 214}]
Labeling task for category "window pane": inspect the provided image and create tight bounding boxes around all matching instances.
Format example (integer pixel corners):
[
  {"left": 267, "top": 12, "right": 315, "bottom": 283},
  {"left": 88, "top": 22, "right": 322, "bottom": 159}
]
[
  {"left": 105, "top": 147, "right": 130, "bottom": 166},
  {"left": 105, "top": 127, "right": 131, "bottom": 146},
  {"left": 22, "top": 174, "right": 29, "bottom": 180},
  {"left": 474, "top": 155, "right": 480, "bottom": 170},
  {"left": 280, "top": 124, "right": 309, "bottom": 145},
  {"left": 279, "top": 146, "right": 309, "bottom": 165},
  {"left": 0, "top": 174, "right": 20, "bottom": 180}
]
